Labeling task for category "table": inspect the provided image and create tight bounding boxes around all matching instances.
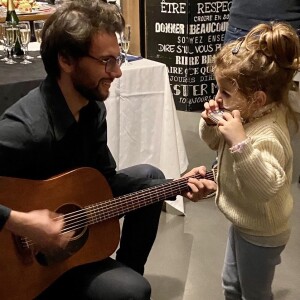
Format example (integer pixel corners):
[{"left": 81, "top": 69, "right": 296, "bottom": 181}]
[
  {"left": 0, "top": 55, "right": 188, "bottom": 214},
  {"left": 0, "top": 4, "right": 55, "bottom": 23},
  {"left": 0, "top": 9, "right": 55, "bottom": 22},
  {"left": 106, "top": 58, "right": 189, "bottom": 213}
]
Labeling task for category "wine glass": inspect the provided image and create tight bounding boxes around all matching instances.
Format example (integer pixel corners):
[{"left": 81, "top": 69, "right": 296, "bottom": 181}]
[
  {"left": 33, "top": 20, "right": 44, "bottom": 58},
  {"left": 4, "top": 23, "right": 18, "bottom": 64},
  {"left": 0, "top": 23, "right": 9, "bottom": 62},
  {"left": 18, "top": 22, "right": 32, "bottom": 64},
  {"left": 121, "top": 24, "right": 131, "bottom": 64},
  {"left": 21, "top": 21, "right": 34, "bottom": 60}
]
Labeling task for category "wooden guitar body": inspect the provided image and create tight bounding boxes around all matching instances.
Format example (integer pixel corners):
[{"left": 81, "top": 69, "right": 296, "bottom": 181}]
[
  {"left": 0, "top": 168, "right": 120, "bottom": 300},
  {"left": 0, "top": 166, "right": 214, "bottom": 299}
]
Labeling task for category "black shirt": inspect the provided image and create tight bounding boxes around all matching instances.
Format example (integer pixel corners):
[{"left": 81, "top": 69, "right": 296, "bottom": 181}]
[
  {"left": 229, "top": 0, "right": 300, "bottom": 31},
  {"left": 0, "top": 76, "right": 167, "bottom": 229}
]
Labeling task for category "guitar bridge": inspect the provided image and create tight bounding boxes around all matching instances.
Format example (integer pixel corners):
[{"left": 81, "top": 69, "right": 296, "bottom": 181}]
[{"left": 12, "top": 234, "right": 34, "bottom": 265}]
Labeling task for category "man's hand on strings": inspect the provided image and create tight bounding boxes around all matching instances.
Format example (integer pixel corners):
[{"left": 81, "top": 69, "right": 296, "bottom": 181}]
[
  {"left": 5, "top": 209, "right": 74, "bottom": 252},
  {"left": 179, "top": 166, "right": 217, "bottom": 202}
]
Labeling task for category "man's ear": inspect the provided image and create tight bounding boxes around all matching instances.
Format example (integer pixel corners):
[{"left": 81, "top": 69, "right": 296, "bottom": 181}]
[
  {"left": 58, "top": 53, "right": 74, "bottom": 73},
  {"left": 253, "top": 91, "right": 267, "bottom": 107}
]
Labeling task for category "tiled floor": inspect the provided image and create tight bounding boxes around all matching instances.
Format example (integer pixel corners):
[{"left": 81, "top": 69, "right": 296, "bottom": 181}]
[{"left": 144, "top": 111, "right": 300, "bottom": 300}]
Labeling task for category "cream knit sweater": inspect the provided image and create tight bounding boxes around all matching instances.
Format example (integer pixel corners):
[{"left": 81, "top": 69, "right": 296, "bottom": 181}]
[{"left": 199, "top": 104, "right": 293, "bottom": 240}]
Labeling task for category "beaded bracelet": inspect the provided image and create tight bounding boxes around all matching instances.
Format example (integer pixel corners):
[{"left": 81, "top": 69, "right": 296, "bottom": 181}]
[{"left": 229, "top": 137, "right": 251, "bottom": 153}]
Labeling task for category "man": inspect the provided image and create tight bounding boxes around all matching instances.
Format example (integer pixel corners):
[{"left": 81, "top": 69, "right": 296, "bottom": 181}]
[
  {"left": 0, "top": 1, "right": 216, "bottom": 299},
  {"left": 225, "top": 0, "right": 300, "bottom": 42}
]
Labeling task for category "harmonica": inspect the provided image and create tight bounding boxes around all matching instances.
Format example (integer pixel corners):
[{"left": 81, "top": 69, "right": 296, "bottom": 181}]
[
  {"left": 208, "top": 109, "right": 244, "bottom": 124},
  {"left": 208, "top": 109, "right": 226, "bottom": 124}
]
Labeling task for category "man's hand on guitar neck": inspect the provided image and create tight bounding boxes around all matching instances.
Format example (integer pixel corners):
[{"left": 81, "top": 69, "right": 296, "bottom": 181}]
[
  {"left": 181, "top": 166, "right": 217, "bottom": 202},
  {"left": 4, "top": 209, "right": 73, "bottom": 252}
]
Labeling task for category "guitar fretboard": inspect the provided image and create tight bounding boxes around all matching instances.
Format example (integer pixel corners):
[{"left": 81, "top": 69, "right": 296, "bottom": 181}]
[{"left": 61, "top": 171, "right": 215, "bottom": 234}]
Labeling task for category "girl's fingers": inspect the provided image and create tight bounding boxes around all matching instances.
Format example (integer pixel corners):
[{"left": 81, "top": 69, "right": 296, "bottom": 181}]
[{"left": 231, "top": 109, "right": 241, "bottom": 120}]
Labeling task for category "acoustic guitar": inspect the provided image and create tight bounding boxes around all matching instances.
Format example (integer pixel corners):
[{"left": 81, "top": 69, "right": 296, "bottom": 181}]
[{"left": 0, "top": 167, "right": 215, "bottom": 299}]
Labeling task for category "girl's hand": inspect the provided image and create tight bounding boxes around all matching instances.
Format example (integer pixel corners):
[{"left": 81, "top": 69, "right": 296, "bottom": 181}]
[
  {"left": 217, "top": 110, "right": 247, "bottom": 147},
  {"left": 201, "top": 99, "right": 223, "bottom": 125}
]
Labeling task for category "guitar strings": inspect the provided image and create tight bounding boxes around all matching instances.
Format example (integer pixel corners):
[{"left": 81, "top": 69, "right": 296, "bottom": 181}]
[
  {"left": 22, "top": 172, "right": 216, "bottom": 247},
  {"left": 68, "top": 171, "right": 214, "bottom": 234},
  {"left": 22, "top": 171, "right": 216, "bottom": 247},
  {"left": 21, "top": 171, "right": 216, "bottom": 247},
  {"left": 60, "top": 171, "right": 216, "bottom": 233}
]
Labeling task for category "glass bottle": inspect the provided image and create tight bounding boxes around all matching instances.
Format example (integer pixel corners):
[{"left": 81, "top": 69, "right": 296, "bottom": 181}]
[{"left": 6, "top": 0, "right": 24, "bottom": 56}]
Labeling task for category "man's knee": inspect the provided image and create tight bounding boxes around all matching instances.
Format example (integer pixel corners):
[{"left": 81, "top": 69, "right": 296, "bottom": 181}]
[
  {"left": 140, "top": 164, "right": 165, "bottom": 179},
  {"left": 87, "top": 267, "right": 151, "bottom": 300},
  {"left": 120, "top": 164, "right": 165, "bottom": 180}
]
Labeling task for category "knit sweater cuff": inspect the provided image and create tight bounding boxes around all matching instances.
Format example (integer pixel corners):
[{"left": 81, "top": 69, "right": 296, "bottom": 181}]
[
  {"left": 199, "top": 118, "right": 220, "bottom": 148},
  {"left": 230, "top": 140, "right": 253, "bottom": 161}
]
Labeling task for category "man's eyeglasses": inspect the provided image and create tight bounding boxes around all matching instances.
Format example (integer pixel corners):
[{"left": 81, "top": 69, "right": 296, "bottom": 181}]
[{"left": 85, "top": 54, "right": 125, "bottom": 72}]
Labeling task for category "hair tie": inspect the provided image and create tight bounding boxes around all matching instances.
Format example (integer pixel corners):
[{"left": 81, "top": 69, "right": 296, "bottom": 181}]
[{"left": 232, "top": 37, "right": 245, "bottom": 55}]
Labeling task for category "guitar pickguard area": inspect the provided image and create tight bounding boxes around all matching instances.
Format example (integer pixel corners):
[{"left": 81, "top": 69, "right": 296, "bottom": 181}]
[
  {"left": 35, "top": 229, "right": 89, "bottom": 266},
  {"left": 14, "top": 203, "right": 90, "bottom": 267},
  {"left": 0, "top": 167, "right": 120, "bottom": 300},
  {"left": 37, "top": 203, "right": 89, "bottom": 266}
]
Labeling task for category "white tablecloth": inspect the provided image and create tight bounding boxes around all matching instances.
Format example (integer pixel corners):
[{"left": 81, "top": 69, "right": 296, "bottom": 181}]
[{"left": 105, "top": 58, "right": 189, "bottom": 214}]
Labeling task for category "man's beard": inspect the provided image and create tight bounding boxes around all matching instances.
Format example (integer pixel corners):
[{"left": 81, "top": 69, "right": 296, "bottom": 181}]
[{"left": 74, "top": 79, "right": 108, "bottom": 102}]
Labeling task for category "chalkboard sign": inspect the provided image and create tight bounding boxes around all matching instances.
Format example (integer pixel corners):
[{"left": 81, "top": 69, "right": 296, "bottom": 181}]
[{"left": 145, "top": 0, "right": 232, "bottom": 111}]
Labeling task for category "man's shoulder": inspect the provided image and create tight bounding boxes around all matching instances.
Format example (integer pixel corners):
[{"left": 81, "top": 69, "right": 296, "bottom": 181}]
[
  {"left": 1, "top": 85, "right": 49, "bottom": 138},
  {"left": 4, "top": 86, "right": 46, "bottom": 117}
]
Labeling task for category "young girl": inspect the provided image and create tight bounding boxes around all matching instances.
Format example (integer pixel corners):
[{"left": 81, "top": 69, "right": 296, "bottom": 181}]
[{"left": 199, "top": 22, "right": 300, "bottom": 299}]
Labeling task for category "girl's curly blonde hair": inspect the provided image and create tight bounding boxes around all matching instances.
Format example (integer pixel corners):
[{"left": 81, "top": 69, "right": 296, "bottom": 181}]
[{"left": 214, "top": 22, "right": 300, "bottom": 128}]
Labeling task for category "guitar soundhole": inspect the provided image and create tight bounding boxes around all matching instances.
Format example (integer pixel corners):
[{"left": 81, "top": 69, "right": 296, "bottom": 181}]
[{"left": 35, "top": 203, "right": 89, "bottom": 266}]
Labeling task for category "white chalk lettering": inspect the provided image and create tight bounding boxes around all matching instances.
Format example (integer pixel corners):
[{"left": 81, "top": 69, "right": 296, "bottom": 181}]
[
  {"left": 189, "top": 96, "right": 212, "bottom": 103},
  {"left": 197, "top": 1, "right": 231, "bottom": 14},
  {"left": 188, "top": 22, "right": 228, "bottom": 35},
  {"left": 215, "top": 43, "right": 222, "bottom": 51},
  {"left": 158, "top": 44, "right": 175, "bottom": 53},
  {"left": 194, "top": 44, "right": 214, "bottom": 54},
  {"left": 200, "top": 66, "right": 213, "bottom": 75},
  {"left": 177, "top": 36, "right": 203, "bottom": 44},
  {"left": 207, "top": 33, "right": 225, "bottom": 43},
  {"left": 200, "top": 74, "right": 215, "bottom": 81},
  {"left": 169, "top": 76, "right": 195, "bottom": 83},
  {"left": 168, "top": 66, "right": 184, "bottom": 74},
  {"left": 155, "top": 22, "right": 185, "bottom": 34},
  {"left": 172, "top": 84, "right": 208, "bottom": 97},
  {"left": 194, "top": 84, "right": 208, "bottom": 96},
  {"left": 186, "top": 67, "right": 200, "bottom": 76},
  {"left": 188, "top": 96, "right": 211, "bottom": 104},
  {"left": 194, "top": 15, "right": 213, "bottom": 23},
  {"left": 160, "top": 1, "right": 187, "bottom": 14},
  {"left": 175, "top": 56, "right": 200, "bottom": 65},
  {"left": 190, "top": 36, "right": 203, "bottom": 44},
  {"left": 211, "top": 82, "right": 218, "bottom": 94},
  {"left": 201, "top": 55, "right": 214, "bottom": 64},
  {"left": 223, "top": 13, "right": 230, "bottom": 20},
  {"left": 176, "top": 45, "right": 194, "bottom": 54}
]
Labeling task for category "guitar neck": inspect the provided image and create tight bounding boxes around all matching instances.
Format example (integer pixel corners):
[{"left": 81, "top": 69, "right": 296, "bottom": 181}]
[
  {"left": 0, "top": 168, "right": 214, "bottom": 300},
  {"left": 84, "top": 170, "right": 214, "bottom": 226}
]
